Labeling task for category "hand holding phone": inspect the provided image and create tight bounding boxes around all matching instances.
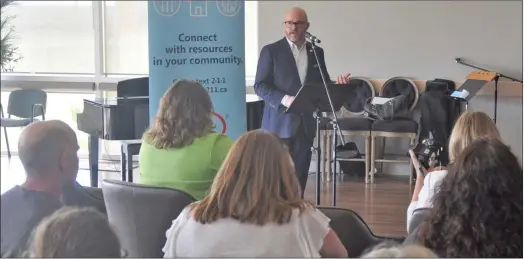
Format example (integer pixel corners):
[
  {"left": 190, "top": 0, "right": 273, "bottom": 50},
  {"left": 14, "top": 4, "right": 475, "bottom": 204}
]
[{"left": 409, "top": 150, "right": 427, "bottom": 177}]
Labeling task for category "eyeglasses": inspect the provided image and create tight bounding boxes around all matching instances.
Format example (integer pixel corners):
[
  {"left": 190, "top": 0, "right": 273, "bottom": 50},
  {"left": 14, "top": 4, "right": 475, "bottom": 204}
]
[{"left": 284, "top": 21, "right": 307, "bottom": 28}]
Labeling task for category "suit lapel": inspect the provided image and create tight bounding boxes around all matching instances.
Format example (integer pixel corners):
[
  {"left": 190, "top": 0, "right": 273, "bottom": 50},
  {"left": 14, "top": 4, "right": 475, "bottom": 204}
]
[
  {"left": 278, "top": 38, "right": 301, "bottom": 87},
  {"left": 305, "top": 42, "right": 318, "bottom": 84}
]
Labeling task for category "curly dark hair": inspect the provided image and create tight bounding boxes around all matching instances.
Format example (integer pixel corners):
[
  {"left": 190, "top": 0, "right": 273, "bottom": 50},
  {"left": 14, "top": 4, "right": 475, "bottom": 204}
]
[
  {"left": 419, "top": 138, "right": 523, "bottom": 258},
  {"left": 144, "top": 79, "right": 214, "bottom": 149}
]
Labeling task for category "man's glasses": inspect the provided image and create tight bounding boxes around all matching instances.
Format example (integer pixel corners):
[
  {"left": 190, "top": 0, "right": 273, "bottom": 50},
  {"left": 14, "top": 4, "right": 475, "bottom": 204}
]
[{"left": 284, "top": 21, "right": 307, "bottom": 28}]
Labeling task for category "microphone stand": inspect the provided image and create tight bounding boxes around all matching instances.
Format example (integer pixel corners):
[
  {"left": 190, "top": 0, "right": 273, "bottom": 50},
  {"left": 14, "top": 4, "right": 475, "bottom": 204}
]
[
  {"left": 309, "top": 39, "right": 345, "bottom": 207},
  {"left": 455, "top": 58, "right": 523, "bottom": 124}
]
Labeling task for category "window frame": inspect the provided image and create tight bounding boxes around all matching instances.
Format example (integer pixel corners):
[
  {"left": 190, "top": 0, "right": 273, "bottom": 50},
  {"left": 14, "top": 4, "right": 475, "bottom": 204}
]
[{"left": 0, "top": 1, "right": 257, "bottom": 92}]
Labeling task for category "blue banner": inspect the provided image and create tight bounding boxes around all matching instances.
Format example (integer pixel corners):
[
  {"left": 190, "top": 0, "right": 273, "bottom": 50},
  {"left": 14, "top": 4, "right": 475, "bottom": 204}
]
[{"left": 148, "top": 0, "right": 246, "bottom": 140}]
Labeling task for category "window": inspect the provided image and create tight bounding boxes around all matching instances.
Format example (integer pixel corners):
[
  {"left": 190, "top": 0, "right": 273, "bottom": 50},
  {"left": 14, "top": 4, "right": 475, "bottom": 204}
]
[
  {"left": 103, "top": 1, "right": 258, "bottom": 77},
  {"left": 3, "top": 1, "right": 95, "bottom": 74},
  {"left": 103, "top": 1, "right": 148, "bottom": 75}
]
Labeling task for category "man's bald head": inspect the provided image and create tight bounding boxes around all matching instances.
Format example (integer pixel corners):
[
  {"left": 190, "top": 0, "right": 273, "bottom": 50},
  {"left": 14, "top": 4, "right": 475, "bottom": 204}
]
[
  {"left": 284, "top": 7, "right": 308, "bottom": 23},
  {"left": 283, "top": 7, "right": 310, "bottom": 44},
  {"left": 18, "top": 120, "right": 79, "bottom": 180}
]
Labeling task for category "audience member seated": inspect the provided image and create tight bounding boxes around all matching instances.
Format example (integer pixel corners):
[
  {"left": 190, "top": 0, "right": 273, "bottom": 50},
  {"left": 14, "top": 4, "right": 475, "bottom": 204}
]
[
  {"left": 139, "top": 80, "right": 233, "bottom": 200},
  {"left": 1, "top": 120, "right": 79, "bottom": 258},
  {"left": 361, "top": 243, "right": 437, "bottom": 258},
  {"left": 408, "top": 138, "right": 523, "bottom": 258},
  {"left": 162, "top": 130, "right": 347, "bottom": 258},
  {"left": 407, "top": 111, "right": 501, "bottom": 231},
  {"left": 1, "top": 120, "right": 107, "bottom": 257},
  {"left": 27, "top": 207, "right": 122, "bottom": 258}
]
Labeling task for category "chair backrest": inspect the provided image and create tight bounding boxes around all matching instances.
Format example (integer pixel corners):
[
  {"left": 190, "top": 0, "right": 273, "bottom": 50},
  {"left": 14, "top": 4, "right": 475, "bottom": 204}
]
[
  {"left": 318, "top": 206, "right": 385, "bottom": 257},
  {"left": 7, "top": 89, "right": 47, "bottom": 118},
  {"left": 380, "top": 77, "right": 419, "bottom": 112},
  {"left": 101, "top": 179, "right": 196, "bottom": 258},
  {"left": 117, "top": 77, "right": 149, "bottom": 98},
  {"left": 343, "top": 77, "right": 376, "bottom": 115}
]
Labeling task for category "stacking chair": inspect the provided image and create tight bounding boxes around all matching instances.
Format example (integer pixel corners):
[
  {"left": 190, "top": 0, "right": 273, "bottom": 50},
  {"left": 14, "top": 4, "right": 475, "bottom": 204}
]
[
  {"left": 102, "top": 179, "right": 195, "bottom": 258},
  {"left": 321, "top": 77, "right": 375, "bottom": 182},
  {"left": 369, "top": 77, "right": 419, "bottom": 184},
  {"left": 0, "top": 89, "right": 47, "bottom": 158}
]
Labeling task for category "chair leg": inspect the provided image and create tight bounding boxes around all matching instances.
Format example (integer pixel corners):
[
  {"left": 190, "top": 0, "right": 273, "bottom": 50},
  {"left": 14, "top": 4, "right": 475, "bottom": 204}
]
[
  {"left": 326, "top": 133, "right": 333, "bottom": 182},
  {"left": 365, "top": 135, "right": 370, "bottom": 183},
  {"left": 322, "top": 131, "right": 327, "bottom": 180},
  {"left": 3, "top": 127, "right": 10, "bottom": 158},
  {"left": 369, "top": 135, "right": 376, "bottom": 184},
  {"left": 120, "top": 144, "right": 127, "bottom": 182}
]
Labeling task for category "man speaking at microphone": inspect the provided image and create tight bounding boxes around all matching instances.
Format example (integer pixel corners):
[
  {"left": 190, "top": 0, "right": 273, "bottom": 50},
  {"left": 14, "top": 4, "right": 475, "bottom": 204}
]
[{"left": 254, "top": 7, "right": 350, "bottom": 196}]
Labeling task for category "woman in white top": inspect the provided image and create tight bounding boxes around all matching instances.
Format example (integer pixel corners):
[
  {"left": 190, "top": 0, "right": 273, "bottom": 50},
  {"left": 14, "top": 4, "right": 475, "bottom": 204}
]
[
  {"left": 407, "top": 111, "right": 502, "bottom": 231},
  {"left": 163, "top": 130, "right": 348, "bottom": 258}
]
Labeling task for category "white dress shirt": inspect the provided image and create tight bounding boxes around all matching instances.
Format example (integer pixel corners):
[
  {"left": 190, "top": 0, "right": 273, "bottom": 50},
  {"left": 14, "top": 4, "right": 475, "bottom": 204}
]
[{"left": 281, "top": 37, "right": 308, "bottom": 107}]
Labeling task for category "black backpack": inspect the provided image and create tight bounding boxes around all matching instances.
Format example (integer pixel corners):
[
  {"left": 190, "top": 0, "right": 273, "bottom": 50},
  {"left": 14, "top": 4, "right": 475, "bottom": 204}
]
[
  {"left": 336, "top": 142, "right": 366, "bottom": 177},
  {"left": 418, "top": 79, "right": 461, "bottom": 166}
]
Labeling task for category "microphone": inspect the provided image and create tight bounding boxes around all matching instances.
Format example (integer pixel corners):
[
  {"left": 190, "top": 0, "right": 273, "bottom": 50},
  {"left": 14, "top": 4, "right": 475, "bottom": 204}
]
[{"left": 305, "top": 32, "right": 321, "bottom": 44}]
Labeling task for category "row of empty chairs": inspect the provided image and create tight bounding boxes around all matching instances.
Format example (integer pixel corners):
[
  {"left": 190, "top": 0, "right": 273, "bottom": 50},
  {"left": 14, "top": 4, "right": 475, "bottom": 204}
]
[{"left": 321, "top": 77, "right": 419, "bottom": 184}]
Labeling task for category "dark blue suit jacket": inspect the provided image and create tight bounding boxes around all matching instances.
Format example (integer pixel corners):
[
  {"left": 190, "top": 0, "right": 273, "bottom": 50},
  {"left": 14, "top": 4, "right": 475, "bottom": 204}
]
[{"left": 254, "top": 37, "right": 331, "bottom": 139}]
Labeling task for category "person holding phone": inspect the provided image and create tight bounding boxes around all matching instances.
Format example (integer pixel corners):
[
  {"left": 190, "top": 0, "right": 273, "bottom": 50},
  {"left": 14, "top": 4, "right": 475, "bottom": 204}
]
[{"left": 406, "top": 111, "right": 502, "bottom": 232}]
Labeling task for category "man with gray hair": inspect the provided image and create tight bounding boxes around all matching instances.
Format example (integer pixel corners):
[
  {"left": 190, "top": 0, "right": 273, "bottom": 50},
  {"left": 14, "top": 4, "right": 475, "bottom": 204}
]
[{"left": 1, "top": 120, "right": 81, "bottom": 257}]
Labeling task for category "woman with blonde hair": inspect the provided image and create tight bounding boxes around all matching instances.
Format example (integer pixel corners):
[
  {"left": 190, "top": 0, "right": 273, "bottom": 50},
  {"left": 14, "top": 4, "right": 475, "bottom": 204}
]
[
  {"left": 139, "top": 80, "right": 233, "bottom": 200},
  {"left": 407, "top": 111, "right": 502, "bottom": 231},
  {"left": 162, "top": 130, "right": 347, "bottom": 258}
]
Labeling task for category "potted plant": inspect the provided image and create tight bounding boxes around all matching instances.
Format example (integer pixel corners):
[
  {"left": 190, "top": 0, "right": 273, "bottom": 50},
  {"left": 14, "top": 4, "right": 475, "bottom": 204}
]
[{"left": 1, "top": 0, "right": 21, "bottom": 72}]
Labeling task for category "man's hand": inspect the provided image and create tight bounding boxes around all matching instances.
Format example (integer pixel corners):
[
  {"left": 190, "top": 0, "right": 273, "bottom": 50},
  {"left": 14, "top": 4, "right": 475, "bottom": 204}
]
[
  {"left": 281, "top": 95, "right": 295, "bottom": 108},
  {"left": 335, "top": 73, "right": 351, "bottom": 84},
  {"left": 409, "top": 150, "right": 428, "bottom": 177}
]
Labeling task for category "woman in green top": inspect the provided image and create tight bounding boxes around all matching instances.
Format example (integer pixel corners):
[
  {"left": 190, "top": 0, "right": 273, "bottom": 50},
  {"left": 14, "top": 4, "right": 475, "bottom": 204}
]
[{"left": 139, "top": 80, "right": 233, "bottom": 200}]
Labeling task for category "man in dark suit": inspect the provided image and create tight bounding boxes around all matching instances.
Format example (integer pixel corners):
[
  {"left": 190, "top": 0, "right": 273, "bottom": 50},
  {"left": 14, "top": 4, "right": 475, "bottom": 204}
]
[{"left": 254, "top": 7, "right": 350, "bottom": 196}]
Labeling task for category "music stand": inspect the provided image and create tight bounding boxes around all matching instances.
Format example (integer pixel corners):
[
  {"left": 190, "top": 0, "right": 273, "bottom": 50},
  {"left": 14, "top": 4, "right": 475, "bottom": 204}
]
[
  {"left": 286, "top": 83, "right": 350, "bottom": 206},
  {"left": 455, "top": 58, "right": 523, "bottom": 123},
  {"left": 450, "top": 70, "right": 498, "bottom": 118}
]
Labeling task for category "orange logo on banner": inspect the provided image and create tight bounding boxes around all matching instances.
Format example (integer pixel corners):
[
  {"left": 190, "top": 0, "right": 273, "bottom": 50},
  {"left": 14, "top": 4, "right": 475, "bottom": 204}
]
[{"left": 212, "top": 112, "right": 227, "bottom": 134}]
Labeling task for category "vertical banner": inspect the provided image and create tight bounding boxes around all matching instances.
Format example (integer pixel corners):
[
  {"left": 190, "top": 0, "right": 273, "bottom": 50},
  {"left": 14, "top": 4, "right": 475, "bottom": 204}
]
[{"left": 148, "top": 0, "right": 246, "bottom": 140}]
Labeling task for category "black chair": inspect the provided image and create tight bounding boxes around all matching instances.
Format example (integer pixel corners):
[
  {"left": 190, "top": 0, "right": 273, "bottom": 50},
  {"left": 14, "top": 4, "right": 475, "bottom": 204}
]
[
  {"left": 369, "top": 77, "right": 419, "bottom": 184},
  {"left": 321, "top": 77, "right": 375, "bottom": 182},
  {"left": 318, "top": 206, "right": 403, "bottom": 258},
  {"left": 101, "top": 179, "right": 196, "bottom": 258}
]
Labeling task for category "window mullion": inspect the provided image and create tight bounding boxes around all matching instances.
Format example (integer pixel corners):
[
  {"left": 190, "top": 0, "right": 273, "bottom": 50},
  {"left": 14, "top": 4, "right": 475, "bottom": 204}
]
[{"left": 92, "top": 0, "right": 105, "bottom": 93}]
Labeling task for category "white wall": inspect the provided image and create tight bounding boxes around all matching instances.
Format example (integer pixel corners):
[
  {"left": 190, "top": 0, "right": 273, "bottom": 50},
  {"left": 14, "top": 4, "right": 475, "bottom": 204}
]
[
  {"left": 256, "top": 1, "right": 523, "bottom": 174},
  {"left": 258, "top": 1, "right": 522, "bottom": 80}
]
